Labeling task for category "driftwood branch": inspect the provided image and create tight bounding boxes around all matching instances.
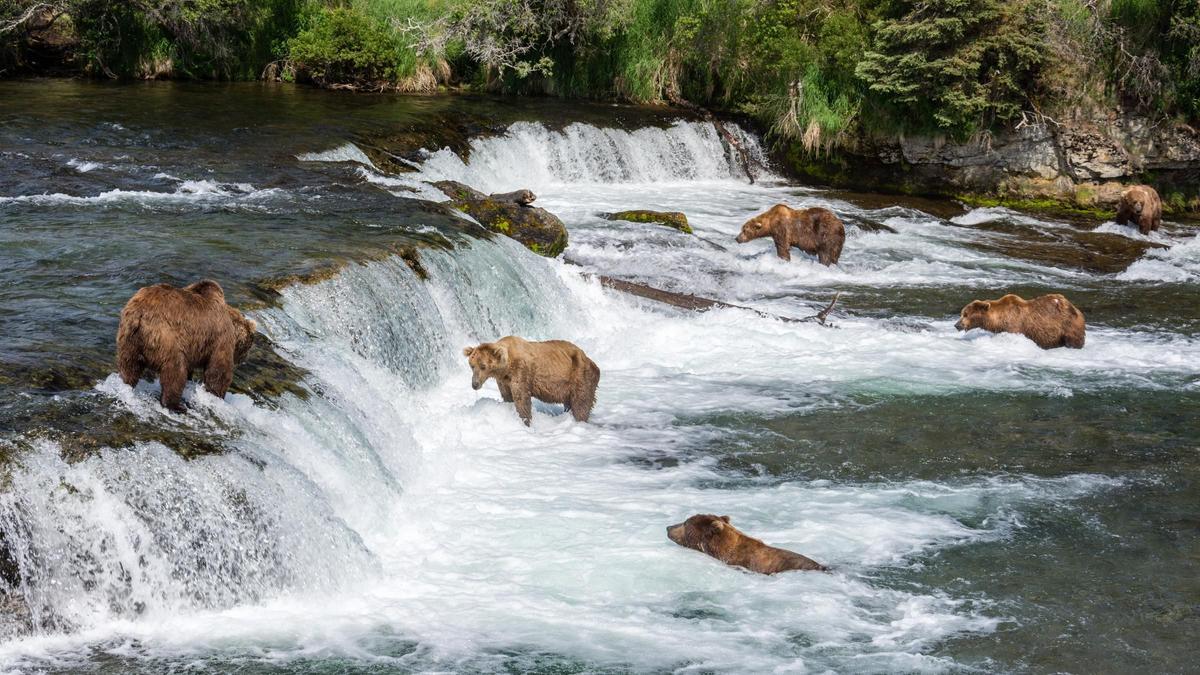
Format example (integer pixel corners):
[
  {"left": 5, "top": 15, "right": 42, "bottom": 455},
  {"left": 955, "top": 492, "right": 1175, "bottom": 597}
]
[
  {"left": 0, "top": 2, "right": 57, "bottom": 35},
  {"left": 799, "top": 291, "right": 839, "bottom": 325}
]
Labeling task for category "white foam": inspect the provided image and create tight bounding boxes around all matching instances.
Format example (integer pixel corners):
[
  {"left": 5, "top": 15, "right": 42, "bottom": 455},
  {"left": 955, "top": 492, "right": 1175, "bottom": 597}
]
[
  {"left": 0, "top": 180, "right": 286, "bottom": 208},
  {"left": 1118, "top": 233, "right": 1200, "bottom": 282},
  {"left": 65, "top": 158, "right": 103, "bottom": 173},
  {"left": 296, "top": 142, "right": 377, "bottom": 169}
]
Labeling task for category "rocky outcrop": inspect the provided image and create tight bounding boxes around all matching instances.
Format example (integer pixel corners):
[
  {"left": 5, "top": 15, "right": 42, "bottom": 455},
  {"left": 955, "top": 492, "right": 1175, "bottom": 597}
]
[
  {"left": 603, "top": 210, "right": 692, "bottom": 233},
  {"left": 790, "top": 115, "right": 1200, "bottom": 213},
  {"left": 432, "top": 180, "right": 568, "bottom": 257}
]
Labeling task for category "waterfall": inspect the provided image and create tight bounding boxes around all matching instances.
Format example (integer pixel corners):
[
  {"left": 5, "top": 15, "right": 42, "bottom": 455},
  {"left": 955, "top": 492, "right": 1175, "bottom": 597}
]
[{"left": 413, "top": 120, "right": 775, "bottom": 191}]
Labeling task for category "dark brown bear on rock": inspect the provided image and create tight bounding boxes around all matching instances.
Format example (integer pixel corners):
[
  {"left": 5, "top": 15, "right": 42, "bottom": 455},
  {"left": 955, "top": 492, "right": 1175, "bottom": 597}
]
[
  {"left": 117, "top": 280, "right": 257, "bottom": 411},
  {"left": 463, "top": 336, "right": 600, "bottom": 426},
  {"left": 667, "top": 514, "right": 827, "bottom": 574},
  {"left": 955, "top": 293, "right": 1085, "bottom": 349},
  {"left": 735, "top": 204, "right": 845, "bottom": 266},
  {"left": 1115, "top": 185, "right": 1163, "bottom": 235}
]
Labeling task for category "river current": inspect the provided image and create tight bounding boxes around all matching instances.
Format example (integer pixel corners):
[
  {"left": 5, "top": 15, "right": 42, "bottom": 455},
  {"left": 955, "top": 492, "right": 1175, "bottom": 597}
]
[{"left": 0, "top": 81, "right": 1197, "bottom": 674}]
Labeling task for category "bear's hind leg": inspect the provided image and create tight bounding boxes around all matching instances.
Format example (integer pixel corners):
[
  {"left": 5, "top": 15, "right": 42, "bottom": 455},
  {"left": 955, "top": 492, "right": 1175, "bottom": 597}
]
[
  {"left": 158, "top": 351, "right": 189, "bottom": 412},
  {"left": 203, "top": 344, "right": 235, "bottom": 399}
]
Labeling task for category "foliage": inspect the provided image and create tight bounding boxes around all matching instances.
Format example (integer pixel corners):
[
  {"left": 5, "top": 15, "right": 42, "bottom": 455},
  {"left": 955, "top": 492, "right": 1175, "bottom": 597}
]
[
  {"left": 2, "top": 0, "right": 1199, "bottom": 147},
  {"left": 288, "top": 4, "right": 415, "bottom": 86},
  {"left": 855, "top": 0, "right": 1044, "bottom": 135}
]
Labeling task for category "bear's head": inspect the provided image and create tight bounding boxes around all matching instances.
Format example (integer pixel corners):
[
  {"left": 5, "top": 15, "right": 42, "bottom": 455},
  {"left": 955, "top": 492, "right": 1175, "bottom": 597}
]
[
  {"left": 463, "top": 343, "right": 509, "bottom": 390},
  {"left": 227, "top": 307, "right": 258, "bottom": 363},
  {"left": 735, "top": 213, "right": 772, "bottom": 243},
  {"left": 667, "top": 514, "right": 734, "bottom": 554},
  {"left": 955, "top": 300, "right": 991, "bottom": 332}
]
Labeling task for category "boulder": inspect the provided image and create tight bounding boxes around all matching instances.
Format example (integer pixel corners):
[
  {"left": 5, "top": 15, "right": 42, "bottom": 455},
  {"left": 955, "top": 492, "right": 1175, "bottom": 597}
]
[
  {"left": 603, "top": 210, "right": 692, "bottom": 234},
  {"left": 431, "top": 181, "right": 568, "bottom": 257}
]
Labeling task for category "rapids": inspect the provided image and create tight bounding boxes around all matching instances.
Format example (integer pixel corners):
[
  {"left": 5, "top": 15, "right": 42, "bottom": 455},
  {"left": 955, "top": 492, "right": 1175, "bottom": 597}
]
[{"left": 0, "top": 81, "right": 1197, "bottom": 674}]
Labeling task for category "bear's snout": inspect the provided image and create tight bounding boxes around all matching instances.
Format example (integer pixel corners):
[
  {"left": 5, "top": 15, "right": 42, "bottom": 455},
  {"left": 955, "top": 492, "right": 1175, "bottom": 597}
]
[
  {"left": 954, "top": 319, "right": 966, "bottom": 331},
  {"left": 735, "top": 232, "right": 748, "bottom": 243},
  {"left": 666, "top": 522, "right": 685, "bottom": 544}
]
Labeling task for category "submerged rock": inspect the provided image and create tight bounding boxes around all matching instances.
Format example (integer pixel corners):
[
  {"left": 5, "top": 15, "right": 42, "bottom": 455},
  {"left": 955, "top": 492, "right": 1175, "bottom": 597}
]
[
  {"left": 432, "top": 180, "right": 568, "bottom": 257},
  {"left": 603, "top": 210, "right": 693, "bottom": 234}
]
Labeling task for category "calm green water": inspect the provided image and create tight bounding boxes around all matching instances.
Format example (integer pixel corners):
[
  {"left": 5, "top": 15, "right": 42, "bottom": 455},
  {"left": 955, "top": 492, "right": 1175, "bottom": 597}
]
[{"left": 0, "top": 80, "right": 1197, "bottom": 674}]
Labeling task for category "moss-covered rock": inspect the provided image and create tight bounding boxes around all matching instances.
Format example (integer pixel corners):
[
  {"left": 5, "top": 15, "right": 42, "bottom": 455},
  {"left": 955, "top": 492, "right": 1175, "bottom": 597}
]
[
  {"left": 431, "top": 180, "right": 568, "bottom": 257},
  {"left": 603, "top": 210, "right": 692, "bottom": 234}
]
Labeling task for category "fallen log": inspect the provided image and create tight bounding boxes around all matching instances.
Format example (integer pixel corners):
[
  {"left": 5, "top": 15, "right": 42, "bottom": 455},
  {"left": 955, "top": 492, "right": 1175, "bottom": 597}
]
[{"left": 590, "top": 274, "right": 838, "bottom": 326}]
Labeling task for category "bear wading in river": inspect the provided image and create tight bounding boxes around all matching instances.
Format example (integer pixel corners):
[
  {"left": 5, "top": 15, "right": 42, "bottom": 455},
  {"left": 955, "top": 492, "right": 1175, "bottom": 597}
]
[
  {"left": 667, "top": 514, "right": 827, "bottom": 574},
  {"left": 116, "top": 279, "right": 257, "bottom": 411},
  {"left": 955, "top": 293, "right": 1085, "bottom": 349},
  {"left": 735, "top": 204, "right": 845, "bottom": 266},
  {"left": 463, "top": 336, "right": 600, "bottom": 426},
  {"left": 1115, "top": 184, "right": 1162, "bottom": 235}
]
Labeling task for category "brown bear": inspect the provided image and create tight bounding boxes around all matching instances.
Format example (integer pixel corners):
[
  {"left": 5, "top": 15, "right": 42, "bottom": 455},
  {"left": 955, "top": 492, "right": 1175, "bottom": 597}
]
[
  {"left": 463, "top": 336, "right": 600, "bottom": 426},
  {"left": 667, "top": 514, "right": 827, "bottom": 574},
  {"left": 1115, "top": 184, "right": 1163, "bottom": 235},
  {"left": 955, "top": 293, "right": 1085, "bottom": 349},
  {"left": 116, "top": 279, "right": 257, "bottom": 411},
  {"left": 735, "top": 204, "right": 845, "bottom": 266}
]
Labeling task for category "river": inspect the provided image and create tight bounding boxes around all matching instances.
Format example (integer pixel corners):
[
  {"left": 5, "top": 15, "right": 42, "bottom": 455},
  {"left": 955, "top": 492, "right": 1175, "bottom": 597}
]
[{"left": 0, "top": 80, "right": 1197, "bottom": 674}]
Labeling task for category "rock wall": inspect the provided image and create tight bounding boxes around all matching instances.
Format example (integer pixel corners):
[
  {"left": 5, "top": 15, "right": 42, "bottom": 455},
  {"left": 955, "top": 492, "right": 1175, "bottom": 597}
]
[{"left": 790, "top": 115, "right": 1200, "bottom": 212}]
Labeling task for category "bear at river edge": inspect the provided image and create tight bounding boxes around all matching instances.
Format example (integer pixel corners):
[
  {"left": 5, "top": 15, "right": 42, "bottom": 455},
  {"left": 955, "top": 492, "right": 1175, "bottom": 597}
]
[
  {"left": 1115, "top": 185, "right": 1163, "bottom": 235},
  {"left": 117, "top": 279, "right": 257, "bottom": 411},
  {"left": 463, "top": 336, "right": 600, "bottom": 425}
]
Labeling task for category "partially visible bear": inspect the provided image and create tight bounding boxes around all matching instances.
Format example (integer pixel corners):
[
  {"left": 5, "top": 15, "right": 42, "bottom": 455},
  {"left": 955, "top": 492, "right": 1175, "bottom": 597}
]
[
  {"left": 667, "top": 514, "right": 827, "bottom": 574},
  {"left": 116, "top": 279, "right": 257, "bottom": 411},
  {"left": 1115, "top": 185, "right": 1162, "bottom": 235},
  {"left": 735, "top": 204, "right": 845, "bottom": 266},
  {"left": 463, "top": 336, "right": 600, "bottom": 426},
  {"left": 955, "top": 293, "right": 1085, "bottom": 349}
]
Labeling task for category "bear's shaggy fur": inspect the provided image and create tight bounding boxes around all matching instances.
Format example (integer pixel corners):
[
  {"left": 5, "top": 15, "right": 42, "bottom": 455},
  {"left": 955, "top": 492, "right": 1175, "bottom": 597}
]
[
  {"left": 955, "top": 293, "right": 1085, "bottom": 349},
  {"left": 463, "top": 336, "right": 600, "bottom": 426},
  {"left": 735, "top": 204, "right": 845, "bottom": 266},
  {"left": 1115, "top": 185, "right": 1163, "bottom": 235},
  {"left": 667, "top": 514, "right": 827, "bottom": 574},
  {"left": 116, "top": 280, "right": 257, "bottom": 411}
]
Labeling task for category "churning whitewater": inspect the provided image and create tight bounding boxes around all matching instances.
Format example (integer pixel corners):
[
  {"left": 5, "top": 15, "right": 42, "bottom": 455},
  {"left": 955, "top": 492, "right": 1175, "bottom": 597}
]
[{"left": 1, "top": 103, "right": 1197, "bottom": 673}]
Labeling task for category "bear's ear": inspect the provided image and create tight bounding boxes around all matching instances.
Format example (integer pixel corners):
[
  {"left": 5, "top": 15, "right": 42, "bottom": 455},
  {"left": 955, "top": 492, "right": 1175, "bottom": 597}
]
[
  {"left": 463, "top": 347, "right": 475, "bottom": 357},
  {"left": 245, "top": 318, "right": 257, "bottom": 333},
  {"left": 718, "top": 515, "right": 731, "bottom": 523},
  {"left": 494, "top": 344, "right": 509, "bottom": 367}
]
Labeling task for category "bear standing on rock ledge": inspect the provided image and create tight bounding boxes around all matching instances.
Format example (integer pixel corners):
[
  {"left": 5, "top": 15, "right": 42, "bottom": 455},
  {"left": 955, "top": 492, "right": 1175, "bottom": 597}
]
[
  {"left": 955, "top": 293, "right": 1086, "bottom": 349},
  {"left": 735, "top": 204, "right": 845, "bottom": 266},
  {"left": 116, "top": 279, "right": 257, "bottom": 411},
  {"left": 463, "top": 336, "right": 600, "bottom": 426}
]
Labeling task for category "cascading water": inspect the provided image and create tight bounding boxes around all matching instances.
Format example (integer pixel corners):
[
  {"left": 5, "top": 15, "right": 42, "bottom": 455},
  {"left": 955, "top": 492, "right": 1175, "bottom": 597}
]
[{"left": 2, "top": 84, "right": 1198, "bottom": 673}]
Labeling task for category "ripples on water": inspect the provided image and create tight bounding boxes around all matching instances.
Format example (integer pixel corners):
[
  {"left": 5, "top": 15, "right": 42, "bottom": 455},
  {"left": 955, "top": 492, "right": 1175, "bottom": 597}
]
[{"left": 0, "top": 81, "right": 1197, "bottom": 674}]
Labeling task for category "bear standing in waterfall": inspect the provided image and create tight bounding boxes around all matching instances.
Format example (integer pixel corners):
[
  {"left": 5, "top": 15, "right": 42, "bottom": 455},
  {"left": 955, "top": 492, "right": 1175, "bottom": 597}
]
[
  {"left": 735, "top": 204, "right": 845, "bottom": 266},
  {"left": 116, "top": 279, "right": 257, "bottom": 411},
  {"left": 667, "top": 514, "right": 828, "bottom": 574},
  {"left": 954, "top": 293, "right": 1085, "bottom": 349},
  {"left": 1115, "top": 184, "right": 1162, "bottom": 235},
  {"left": 463, "top": 336, "right": 600, "bottom": 426}
]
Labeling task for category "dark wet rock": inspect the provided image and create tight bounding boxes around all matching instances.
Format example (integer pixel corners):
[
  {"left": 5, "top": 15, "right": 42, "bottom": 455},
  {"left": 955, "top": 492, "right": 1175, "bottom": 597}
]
[
  {"left": 603, "top": 210, "right": 693, "bottom": 234},
  {"left": 432, "top": 180, "right": 568, "bottom": 257},
  {"left": 849, "top": 219, "right": 899, "bottom": 234},
  {"left": 432, "top": 180, "right": 487, "bottom": 203}
]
